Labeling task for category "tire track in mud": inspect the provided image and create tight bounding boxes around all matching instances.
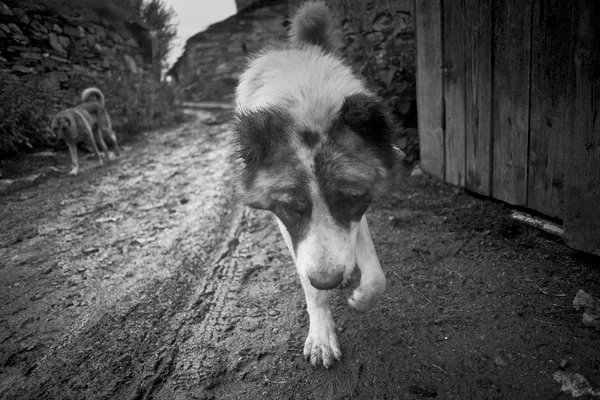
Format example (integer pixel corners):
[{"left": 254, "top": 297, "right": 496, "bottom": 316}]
[{"left": 0, "top": 110, "right": 247, "bottom": 400}]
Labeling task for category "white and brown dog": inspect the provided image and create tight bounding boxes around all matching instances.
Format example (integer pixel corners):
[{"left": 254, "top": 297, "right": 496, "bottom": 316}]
[
  {"left": 233, "top": 1, "right": 400, "bottom": 368},
  {"left": 51, "top": 87, "right": 120, "bottom": 175}
]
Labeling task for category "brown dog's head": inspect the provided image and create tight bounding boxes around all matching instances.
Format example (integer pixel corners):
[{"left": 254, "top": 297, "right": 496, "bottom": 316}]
[
  {"left": 50, "top": 111, "right": 75, "bottom": 140},
  {"left": 233, "top": 93, "right": 399, "bottom": 289}
]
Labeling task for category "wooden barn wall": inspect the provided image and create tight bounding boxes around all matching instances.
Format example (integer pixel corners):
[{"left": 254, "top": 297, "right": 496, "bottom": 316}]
[{"left": 414, "top": 0, "right": 600, "bottom": 255}]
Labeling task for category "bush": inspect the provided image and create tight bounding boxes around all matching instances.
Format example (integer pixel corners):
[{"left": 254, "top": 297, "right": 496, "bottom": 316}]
[
  {"left": 0, "top": 70, "right": 186, "bottom": 159},
  {"left": 0, "top": 73, "right": 56, "bottom": 156}
]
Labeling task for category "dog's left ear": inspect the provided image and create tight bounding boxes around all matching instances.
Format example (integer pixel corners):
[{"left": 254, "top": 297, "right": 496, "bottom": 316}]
[
  {"left": 232, "top": 107, "right": 291, "bottom": 167},
  {"left": 340, "top": 93, "right": 398, "bottom": 169},
  {"left": 341, "top": 93, "right": 395, "bottom": 145}
]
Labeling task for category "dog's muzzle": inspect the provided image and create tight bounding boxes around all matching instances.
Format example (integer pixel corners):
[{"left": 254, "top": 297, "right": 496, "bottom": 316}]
[{"left": 307, "top": 266, "right": 345, "bottom": 290}]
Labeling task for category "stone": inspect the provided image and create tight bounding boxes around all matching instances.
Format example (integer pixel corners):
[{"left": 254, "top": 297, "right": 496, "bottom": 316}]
[
  {"left": 52, "top": 24, "right": 62, "bottom": 33},
  {"left": 49, "top": 54, "right": 69, "bottom": 63},
  {"left": 63, "top": 25, "right": 83, "bottom": 38},
  {"left": 48, "top": 32, "right": 67, "bottom": 55},
  {"left": 0, "top": 3, "right": 13, "bottom": 16},
  {"left": 30, "top": 20, "right": 48, "bottom": 33},
  {"left": 372, "top": 12, "right": 393, "bottom": 33},
  {"left": 21, "top": 52, "right": 42, "bottom": 60},
  {"left": 31, "top": 31, "right": 48, "bottom": 41},
  {"left": 123, "top": 54, "right": 138, "bottom": 73},
  {"left": 7, "top": 23, "right": 23, "bottom": 35},
  {"left": 0, "top": 23, "right": 9, "bottom": 33},
  {"left": 0, "top": 56, "right": 7, "bottom": 63},
  {"left": 11, "top": 65, "right": 35, "bottom": 74},
  {"left": 13, "top": 34, "right": 30, "bottom": 45},
  {"left": 0, "top": 30, "right": 5, "bottom": 39},
  {"left": 46, "top": 70, "right": 69, "bottom": 82},
  {"left": 57, "top": 35, "right": 71, "bottom": 49},
  {"left": 7, "top": 46, "right": 33, "bottom": 52},
  {"left": 20, "top": 15, "right": 30, "bottom": 25}
]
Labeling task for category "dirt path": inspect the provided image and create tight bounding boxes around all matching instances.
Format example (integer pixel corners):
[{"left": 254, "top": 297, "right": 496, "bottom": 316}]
[{"left": 1, "top": 108, "right": 599, "bottom": 400}]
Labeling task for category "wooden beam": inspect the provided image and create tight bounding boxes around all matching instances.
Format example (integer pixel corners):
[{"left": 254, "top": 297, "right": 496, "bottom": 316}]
[
  {"left": 415, "top": 0, "right": 445, "bottom": 180},
  {"left": 442, "top": 0, "right": 466, "bottom": 187},
  {"left": 464, "top": 0, "right": 492, "bottom": 195},
  {"left": 563, "top": 0, "right": 600, "bottom": 256},
  {"left": 492, "top": 0, "right": 532, "bottom": 206},
  {"left": 527, "top": 0, "right": 577, "bottom": 219}
]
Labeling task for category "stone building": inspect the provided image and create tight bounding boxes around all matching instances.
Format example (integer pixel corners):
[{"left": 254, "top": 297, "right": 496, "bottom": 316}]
[{"left": 167, "top": 0, "right": 288, "bottom": 102}]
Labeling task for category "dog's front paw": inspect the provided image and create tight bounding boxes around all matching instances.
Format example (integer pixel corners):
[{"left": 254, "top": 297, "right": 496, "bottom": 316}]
[
  {"left": 97, "top": 158, "right": 104, "bottom": 167},
  {"left": 348, "top": 277, "right": 386, "bottom": 313},
  {"left": 69, "top": 167, "right": 79, "bottom": 175},
  {"left": 303, "top": 325, "right": 342, "bottom": 369}
]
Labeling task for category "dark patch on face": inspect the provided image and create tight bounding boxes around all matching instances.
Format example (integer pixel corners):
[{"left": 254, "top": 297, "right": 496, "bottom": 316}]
[
  {"left": 326, "top": 190, "right": 372, "bottom": 228},
  {"left": 232, "top": 106, "right": 292, "bottom": 169},
  {"left": 299, "top": 129, "right": 320, "bottom": 148},
  {"left": 232, "top": 106, "right": 293, "bottom": 191},
  {"left": 272, "top": 196, "right": 312, "bottom": 252},
  {"left": 335, "top": 93, "right": 399, "bottom": 170}
]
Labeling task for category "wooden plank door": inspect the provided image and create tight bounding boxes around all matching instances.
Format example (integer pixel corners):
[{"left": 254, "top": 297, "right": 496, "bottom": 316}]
[
  {"left": 563, "top": 0, "right": 600, "bottom": 256},
  {"left": 415, "top": 0, "right": 445, "bottom": 180},
  {"left": 442, "top": 0, "right": 467, "bottom": 187},
  {"left": 492, "top": 0, "right": 532, "bottom": 206},
  {"left": 464, "top": 0, "right": 492, "bottom": 196},
  {"left": 527, "top": 0, "right": 578, "bottom": 219}
]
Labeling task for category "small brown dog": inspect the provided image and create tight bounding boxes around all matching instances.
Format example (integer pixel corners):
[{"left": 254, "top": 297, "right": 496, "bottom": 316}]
[{"left": 51, "top": 88, "right": 120, "bottom": 175}]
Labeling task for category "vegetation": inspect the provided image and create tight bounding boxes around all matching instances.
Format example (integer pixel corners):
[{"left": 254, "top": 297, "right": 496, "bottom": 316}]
[{"left": 0, "top": 0, "right": 183, "bottom": 159}]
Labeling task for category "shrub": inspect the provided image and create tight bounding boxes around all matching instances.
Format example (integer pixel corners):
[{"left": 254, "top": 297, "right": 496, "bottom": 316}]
[{"left": 0, "top": 72, "right": 56, "bottom": 157}]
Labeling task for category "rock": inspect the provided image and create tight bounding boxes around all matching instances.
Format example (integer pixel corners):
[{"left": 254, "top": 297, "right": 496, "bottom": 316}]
[
  {"left": 11, "top": 65, "right": 35, "bottom": 74},
  {"left": 49, "top": 54, "right": 69, "bottom": 63},
  {"left": 0, "top": 3, "right": 13, "bottom": 16},
  {"left": 20, "top": 15, "right": 30, "bottom": 25},
  {"left": 372, "top": 12, "right": 393, "bottom": 33},
  {"left": 411, "top": 166, "right": 424, "bottom": 177},
  {"left": 30, "top": 19, "right": 48, "bottom": 33},
  {"left": 63, "top": 25, "right": 83, "bottom": 38},
  {"left": 48, "top": 32, "right": 67, "bottom": 56},
  {"left": 0, "top": 23, "right": 9, "bottom": 33},
  {"left": 52, "top": 24, "right": 62, "bottom": 33},
  {"left": 57, "top": 35, "right": 71, "bottom": 49},
  {"left": 0, "top": 56, "right": 7, "bottom": 63},
  {"left": 13, "top": 34, "right": 30, "bottom": 45},
  {"left": 573, "top": 289, "right": 600, "bottom": 330},
  {"left": 7, "top": 23, "right": 23, "bottom": 35},
  {"left": 123, "top": 54, "right": 138, "bottom": 73},
  {"left": 21, "top": 52, "right": 42, "bottom": 60}
]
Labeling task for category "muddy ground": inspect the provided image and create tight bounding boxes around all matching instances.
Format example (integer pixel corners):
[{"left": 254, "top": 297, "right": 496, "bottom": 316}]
[{"left": 1, "top": 107, "right": 599, "bottom": 400}]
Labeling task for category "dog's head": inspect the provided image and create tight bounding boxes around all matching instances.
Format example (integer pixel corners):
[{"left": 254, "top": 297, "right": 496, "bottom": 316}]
[
  {"left": 233, "top": 93, "right": 398, "bottom": 290},
  {"left": 50, "top": 111, "right": 74, "bottom": 140}
]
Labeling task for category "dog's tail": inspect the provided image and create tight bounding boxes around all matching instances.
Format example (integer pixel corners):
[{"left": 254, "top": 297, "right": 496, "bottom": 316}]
[
  {"left": 288, "top": 1, "right": 337, "bottom": 51},
  {"left": 81, "top": 87, "right": 105, "bottom": 107}
]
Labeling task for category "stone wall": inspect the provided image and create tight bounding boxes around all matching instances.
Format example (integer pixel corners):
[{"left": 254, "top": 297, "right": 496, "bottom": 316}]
[
  {"left": 0, "top": 2, "right": 157, "bottom": 93},
  {"left": 168, "top": 0, "right": 287, "bottom": 102},
  {"left": 168, "top": 0, "right": 416, "bottom": 126}
]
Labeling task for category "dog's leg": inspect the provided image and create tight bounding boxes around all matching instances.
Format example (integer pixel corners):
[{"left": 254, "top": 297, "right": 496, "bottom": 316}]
[
  {"left": 66, "top": 141, "right": 79, "bottom": 175},
  {"left": 275, "top": 217, "right": 341, "bottom": 368},
  {"left": 109, "top": 131, "right": 121, "bottom": 157},
  {"left": 83, "top": 127, "right": 103, "bottom": 167},
  {"left": 299, "top": 274, "right": 341, "bottom": 368},
  {"left": 348, "top": 215, "right": 387, "bottom": 312},
  {"left": 95, "top": 128, "right": 112, "bottom": 160}
]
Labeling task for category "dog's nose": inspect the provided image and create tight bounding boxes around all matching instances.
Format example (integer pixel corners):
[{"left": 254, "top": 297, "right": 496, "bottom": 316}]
[{"left": 308, "top": 270, "right": 344, "bottom": 290}]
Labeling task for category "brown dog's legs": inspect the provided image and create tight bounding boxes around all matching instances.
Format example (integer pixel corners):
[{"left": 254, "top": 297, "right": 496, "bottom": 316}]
[
  {"left": 94, "top": 128, "right": 112, "bottom": 160},
  {"left": 66, "top": 142, "right": 79, "bottom": 175}
]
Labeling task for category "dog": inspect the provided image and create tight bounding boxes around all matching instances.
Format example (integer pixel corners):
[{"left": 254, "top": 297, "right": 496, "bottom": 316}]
[
  {"left": 51, "top": 88, "right": 120, "bottom": 175},
  {"left": 232, "top": 1, "right": 400, "bottom": 368}
]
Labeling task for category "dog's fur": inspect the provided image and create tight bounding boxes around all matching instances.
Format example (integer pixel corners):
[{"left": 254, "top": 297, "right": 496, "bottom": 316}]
[
  {"left": 51, "top": 88, "right": 120, "bottom": 175},
  {"left": 233, "top": 1, "right": 400, "bottom": 368}
]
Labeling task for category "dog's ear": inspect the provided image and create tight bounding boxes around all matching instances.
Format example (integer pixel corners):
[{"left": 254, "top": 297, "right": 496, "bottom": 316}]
[
  {"left": 341, "top": 93, "right": 395, "bottom": 144},
  {"left": 340, "top": 93, "right": 399, "bottom": 169},
  {"left": 232, "top": 107, "right": 291, "bottom": 167}
]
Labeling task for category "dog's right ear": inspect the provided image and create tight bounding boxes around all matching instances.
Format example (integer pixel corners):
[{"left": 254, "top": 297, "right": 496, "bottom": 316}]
[{"left": 232, "top": 107, "right": 291, "bottom": 167}]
